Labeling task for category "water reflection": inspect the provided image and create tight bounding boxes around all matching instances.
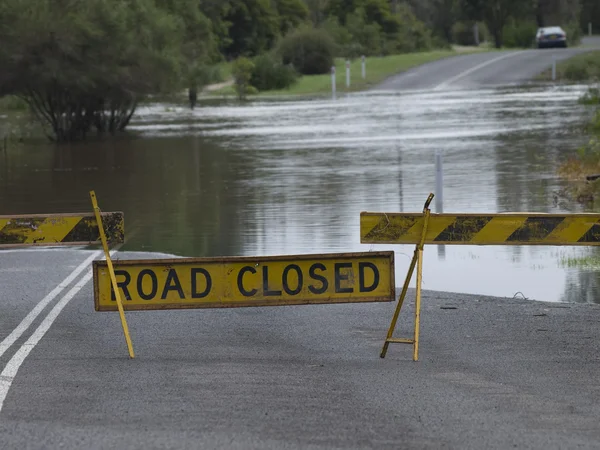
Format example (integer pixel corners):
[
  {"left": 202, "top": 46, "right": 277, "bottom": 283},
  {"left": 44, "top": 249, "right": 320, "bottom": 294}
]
[{"left": 1, "top": 85, "right": 599, "bottom": 303}]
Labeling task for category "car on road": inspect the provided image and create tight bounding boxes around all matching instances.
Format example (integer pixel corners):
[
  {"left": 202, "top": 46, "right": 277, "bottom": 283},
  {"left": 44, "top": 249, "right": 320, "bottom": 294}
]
[{"left": 536, "top": 26, "right": 567, "bottom": 48}]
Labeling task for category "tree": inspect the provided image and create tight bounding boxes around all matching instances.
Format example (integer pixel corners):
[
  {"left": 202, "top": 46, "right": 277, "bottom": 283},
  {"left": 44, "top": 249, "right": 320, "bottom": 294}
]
[
  {"left": 157, "top": 0, "right": 218, "bottom": 108},
  {"left": 220, "top": 0, "right": 280, "bottom": 58},
  {"left": 275, "top": 0, "right": 310, "bottom": 35},
  {"left": 0, "top": 0, "right": 184, "bottom": 142},
  {"left": 461, "top": 0, "right": 536, "bottom": 48}
]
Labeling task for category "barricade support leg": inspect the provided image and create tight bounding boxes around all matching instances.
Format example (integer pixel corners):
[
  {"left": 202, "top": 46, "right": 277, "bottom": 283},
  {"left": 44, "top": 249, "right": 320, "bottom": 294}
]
[
  {"left": 90, "top": 191, "right": 135, "bottom": 359},
  {"left": 380, "top": 193, "right": 433, "bottom": 361}
]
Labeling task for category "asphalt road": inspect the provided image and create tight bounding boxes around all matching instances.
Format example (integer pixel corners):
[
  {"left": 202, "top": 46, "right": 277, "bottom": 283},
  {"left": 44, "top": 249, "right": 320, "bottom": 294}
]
[
  {"left": 376, "top": 37, "right": 600, "bottom": 91},
  {"left": 2, "top": 249, "right": 600, "bottom": 449},
  {"left": 4, "top": 43, "right": 600, "bottom": 449}
]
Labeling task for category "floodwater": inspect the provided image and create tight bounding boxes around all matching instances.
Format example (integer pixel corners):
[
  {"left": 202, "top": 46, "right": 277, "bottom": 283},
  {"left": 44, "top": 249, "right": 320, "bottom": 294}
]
[{"left": 1, "top": 84, "right": 599, "bottom": 303}]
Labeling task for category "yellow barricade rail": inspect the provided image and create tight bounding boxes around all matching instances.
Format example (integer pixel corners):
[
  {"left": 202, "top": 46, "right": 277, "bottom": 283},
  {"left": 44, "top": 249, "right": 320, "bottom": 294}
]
[
  {"left": 360, "top": 194, "right": 600, "bottom": 362},
  {"left": 0, "top": 212, "right": 124, "bottom": 247},
  {"left": 361, "top": 212, "right": 600, "bottom": 246}
]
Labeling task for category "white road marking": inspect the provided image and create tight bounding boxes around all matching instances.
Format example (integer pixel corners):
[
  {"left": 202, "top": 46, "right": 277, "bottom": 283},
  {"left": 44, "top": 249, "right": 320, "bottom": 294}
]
[
  {"left": 0, "top": 250, "right": 102, "bottom": 359},
  {"left": 434, "top": 51, "right": 527, "bottom": 91},
  {"left": 0, "top": 250, "right": 115, "bottom": 413}
]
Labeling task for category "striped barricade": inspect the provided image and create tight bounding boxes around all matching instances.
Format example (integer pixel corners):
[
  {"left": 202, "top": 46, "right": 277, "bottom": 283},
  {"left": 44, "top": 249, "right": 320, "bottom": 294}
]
[{"left": 360, "top": 194, "right": 600, "bottom": 361}]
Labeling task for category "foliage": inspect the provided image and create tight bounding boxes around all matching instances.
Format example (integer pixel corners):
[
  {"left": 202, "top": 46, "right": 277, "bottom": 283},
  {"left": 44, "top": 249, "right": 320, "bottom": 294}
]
[
  {"left": 452, "top": 21, "right": 478, "bottom": 46},
  {"left": 580, "top": 0, "right": 600, "bottom": 34},
  {"left": 343, "top": 8, "right": 383, "bottom": 57},
  {"left": 385, "top": 4, "right": 433, "bottom": 54},
  {"left": 503, "top": 19, "right": 537, "bottom": 48},
  {"left": 580, "top": 86, "right": 600, "bottom": 106},
  {"left": 277, "top": 27, "right": 335, "bottom": 75},
  {"left": 220, "top": 0, "right": 280, "bottom": 58},
  {"left": 250, "top": 53, "right": 298, "bottom": 91},
  {"left": 564, "top": 21, "right": 582, "bottom": 46},
  {"left": 232, "top": 57, "right": 257, "bottom": 99},
  {"left": 275, "top": 0, "right": 310, "bottom": 35},
  {"left": 0, "top": 0, "right": 183, "bottom": 142},
  {"left": 460, "top": 0, "right": 536, "bottom": 48}
]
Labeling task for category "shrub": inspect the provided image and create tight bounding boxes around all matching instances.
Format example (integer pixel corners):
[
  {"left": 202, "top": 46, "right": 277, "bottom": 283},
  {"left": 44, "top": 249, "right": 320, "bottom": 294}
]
[
  {"left": 250, "top": 53, "right": 298, "bottom": 91},
  {"left": 232, "top": 57, "right": 257, "bottom": 100},
  {"left": 277, "top": 27, "right": 335, "bottom": 75},
  {"left": 565, "top": 21, "right": 582, "bottom": 47},
  {"left": 386, "top": 4, "right": 432, "bottom": 53},
  {"left": 503, "top": 20, "right": 537, "bottom": 48},
  {"left": 0, "top": 95, "right": 27, "bottom": 111},
  {"left": 564, "top": 58, "right": 592, "bottom": 81},
  {"left": 452, "top": 21, "right": 480, "bottom": 46}
]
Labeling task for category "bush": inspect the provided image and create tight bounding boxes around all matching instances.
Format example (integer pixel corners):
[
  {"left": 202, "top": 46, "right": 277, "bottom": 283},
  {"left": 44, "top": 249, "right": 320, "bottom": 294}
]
[
  {"left": 452, "top": 21, "right": 484, "bottom": 46},
  {"left": 232, "top": 57, "right": 257, "bottom": 100},
  {"left": 564, "top": 58, "right": 593, "bottom": 81},
  {"left": 386, "top": 4, "right": 432, "bottom": 53},
  {"left": 277, "top": 27, "right": 335, "bottom": 75},
  {"left": 565, "top": 21, "right": 582, "bottom": 47},
  {"left": 0, "top": 95, "right": 27, "bottom": 111},
  {"left": 250, "top": 53, "right": 298, "bottom": 91},
  {"left": 503, "top": 20, "right": 537, "bottom": 48}
]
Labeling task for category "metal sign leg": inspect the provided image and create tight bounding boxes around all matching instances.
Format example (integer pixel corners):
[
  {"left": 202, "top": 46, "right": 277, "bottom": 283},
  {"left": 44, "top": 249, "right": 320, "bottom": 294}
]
[{"left": 90, "top": 191, "right": 135, "bottom": 359}]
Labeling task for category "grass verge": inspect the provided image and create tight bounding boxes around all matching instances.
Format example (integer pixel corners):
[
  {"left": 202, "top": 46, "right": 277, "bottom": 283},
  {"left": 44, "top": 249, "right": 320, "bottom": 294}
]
[
  {"left": 210, "top": 47, "right": 493, "bottom": 98},
  {"left": 536, "top": 50, "right": 600, "bottom": 82}
]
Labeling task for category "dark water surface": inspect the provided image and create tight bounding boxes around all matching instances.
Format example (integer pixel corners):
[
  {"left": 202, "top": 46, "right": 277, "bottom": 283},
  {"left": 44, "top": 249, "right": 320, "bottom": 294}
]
[{"left": 2, "top": 85, "right": 599, "bottom": 303}]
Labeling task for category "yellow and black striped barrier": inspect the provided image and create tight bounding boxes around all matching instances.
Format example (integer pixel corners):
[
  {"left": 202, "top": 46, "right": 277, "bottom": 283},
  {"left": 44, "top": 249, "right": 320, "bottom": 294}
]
[
  {"left": 0, "top": 212, "right": 124, "bottom": 247},
  {"left": 360, "top": 193, "right": 600, "bottom": 362},
  {"left": 361, "top": 212, "right": 600, "bottom": 246},
  {"left": 0, "top": 195, "right": 133, "bottom": 359}
]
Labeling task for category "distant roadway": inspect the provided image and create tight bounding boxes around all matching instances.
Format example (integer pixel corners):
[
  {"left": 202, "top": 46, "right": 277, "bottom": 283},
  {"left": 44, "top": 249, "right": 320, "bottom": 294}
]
[{"left": 376, "top": 36, "right": 600, "bottom": 91}]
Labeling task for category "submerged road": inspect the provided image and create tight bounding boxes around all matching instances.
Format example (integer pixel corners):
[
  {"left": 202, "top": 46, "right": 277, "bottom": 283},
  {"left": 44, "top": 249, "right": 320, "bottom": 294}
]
[
  {"left": 376, "top": 36, "right": 600, "bottom": 91},
  {"left": 4, "top": 41, "right": 600, "bottom": 448}
]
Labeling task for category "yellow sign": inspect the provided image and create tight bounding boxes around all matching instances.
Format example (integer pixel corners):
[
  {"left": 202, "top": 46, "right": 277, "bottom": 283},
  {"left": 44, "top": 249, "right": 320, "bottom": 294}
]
[
  {"left": 0, "top": 212, "right": 124, "bottom": 247},
  {"left": 361, "top": 212, "right": 600, "bottom": 246},
  {"left": 93, "top": 252, "right": 395, "bottom": 311}
]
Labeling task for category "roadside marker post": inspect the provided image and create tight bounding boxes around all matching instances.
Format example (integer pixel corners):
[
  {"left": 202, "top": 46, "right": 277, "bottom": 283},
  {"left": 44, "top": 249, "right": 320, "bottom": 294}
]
[
  {"left": 331, "top": 66, "right": 336, "bottom": 100},
  {"left": 89, "top": 191, "right": 134, "bottom": 359},
  {"left": 361, "top": 194, "right": 600, "bottom": 361},
  {"left": 346, "top": 60, "right": 351, "bottom": 88},
  {"left": 361, "top": 55, "right": 366, "bottom": 79}
]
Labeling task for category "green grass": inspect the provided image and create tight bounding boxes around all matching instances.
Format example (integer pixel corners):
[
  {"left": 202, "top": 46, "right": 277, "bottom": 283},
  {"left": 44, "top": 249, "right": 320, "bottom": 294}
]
[
  {"left": 536, "top": 50, "right": 600, "bottom": 82},
  {"left": 560, "top": 255, "right": 600, "bottom": 269},
  {"left": 211, "top": 47, "right": 494, "bottom": 98}
]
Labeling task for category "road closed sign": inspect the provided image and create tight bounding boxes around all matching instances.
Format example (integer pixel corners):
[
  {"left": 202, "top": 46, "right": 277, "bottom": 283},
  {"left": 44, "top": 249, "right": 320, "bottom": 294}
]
[{"left": 93, "top": 252, "right": 395, "bottom": 311}]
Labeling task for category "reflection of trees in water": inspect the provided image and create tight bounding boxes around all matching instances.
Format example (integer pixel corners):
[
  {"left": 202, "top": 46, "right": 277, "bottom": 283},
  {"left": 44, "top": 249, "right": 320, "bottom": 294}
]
[
  {"left": 562, "top": 270, "right": 600, "bottom": 304},
  {"left": 492, "top": 107, "right": 587, "bottom": 265}
]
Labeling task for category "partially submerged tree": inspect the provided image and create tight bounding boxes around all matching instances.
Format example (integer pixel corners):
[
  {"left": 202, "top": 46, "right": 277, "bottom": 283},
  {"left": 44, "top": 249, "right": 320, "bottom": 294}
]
[{"left": 0, "top": 0, "right": 184, "bottom": 142}]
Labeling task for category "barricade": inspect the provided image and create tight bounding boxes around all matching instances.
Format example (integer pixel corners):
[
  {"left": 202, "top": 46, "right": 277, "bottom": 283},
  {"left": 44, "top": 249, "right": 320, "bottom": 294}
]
[
  {"left": 0, "top": 192, "right": 134, "bottom": 358},
  {"left": 360, "top": 193, "right": 600, "bottom": 361}
]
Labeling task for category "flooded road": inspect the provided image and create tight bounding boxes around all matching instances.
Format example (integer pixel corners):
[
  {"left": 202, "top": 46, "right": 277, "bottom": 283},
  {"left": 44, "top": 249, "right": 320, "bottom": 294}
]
[{"left": 1, "top": 84, "right": 599, "bottom": 303}]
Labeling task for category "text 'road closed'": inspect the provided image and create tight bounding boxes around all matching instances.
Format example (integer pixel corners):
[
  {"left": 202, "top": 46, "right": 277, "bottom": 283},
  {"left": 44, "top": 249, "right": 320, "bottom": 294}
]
[{"left": 93, "top": 252, "right": 395, "bottom": 311}]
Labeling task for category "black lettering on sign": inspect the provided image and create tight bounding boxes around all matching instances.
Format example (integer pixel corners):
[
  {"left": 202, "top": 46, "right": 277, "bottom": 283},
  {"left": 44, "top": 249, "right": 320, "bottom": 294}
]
[
  {"left": 238, "top": 266, "right": 257, "bottom": 297},
  {"left": 334, "top": 263, "right": 353, "bottom": 294},
  {"left": 262, "top": 266, "right": 282, "bottom": 296},
  {"left": 282, "top": 264, "right": 303, "bottom": 295},
  {"left": 191, "top": 268, "right": 212, "bottom": 298},
  {"left": 161, "top": 269, "right": 185, "bottom": 300},
  {"left": 111, "top": 270, "right": 132, "bottom": 301},
  {"left": 359, "top": 262, "right": 380, "bottom": 293},
  {"left": 137, "top": 269, "right": 158, "bottom": 301},
  {"left": 308, "top": 263, "right": 328, "bottom": 294}
]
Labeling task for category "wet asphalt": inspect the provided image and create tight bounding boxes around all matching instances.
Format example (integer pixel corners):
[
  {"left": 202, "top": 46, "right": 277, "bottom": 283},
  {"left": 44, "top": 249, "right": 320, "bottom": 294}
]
[
  {"left": 376, "top": 37, "right": 600, "bottom": 91},
  {"left": 3, "top": 41, "right": 600, "bottom": 449}
]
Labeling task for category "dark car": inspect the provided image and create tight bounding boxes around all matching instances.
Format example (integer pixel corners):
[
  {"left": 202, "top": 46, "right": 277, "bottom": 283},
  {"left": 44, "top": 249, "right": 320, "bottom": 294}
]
[{"left": 536, "top": 26, "right": 567, "bottom": 48}]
